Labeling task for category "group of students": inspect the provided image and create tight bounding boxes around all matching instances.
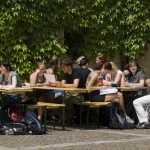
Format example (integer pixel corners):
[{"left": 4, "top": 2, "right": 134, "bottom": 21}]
[
  {"left": 76, "top": 54, "right": 150, "bottom": 129},
  {"left": 0, "top": 55, "right": 150, "bottom": 129}
]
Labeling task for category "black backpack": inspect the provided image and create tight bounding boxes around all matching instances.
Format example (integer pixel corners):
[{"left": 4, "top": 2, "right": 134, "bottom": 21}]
[
  {"left": 24, "top": 110, "right": 45, "bottom": 135},
  {"left": 0, "top": 122, "right": 27, "bottom": 135},
  {"left": 107, "top": 102, "right": 134, "bottom": 129}
]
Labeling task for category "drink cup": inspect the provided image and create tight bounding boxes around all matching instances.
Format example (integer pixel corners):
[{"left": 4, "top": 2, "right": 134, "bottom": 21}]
[{"left": 99, "top": 78, "right": 103, "bottom": 86}]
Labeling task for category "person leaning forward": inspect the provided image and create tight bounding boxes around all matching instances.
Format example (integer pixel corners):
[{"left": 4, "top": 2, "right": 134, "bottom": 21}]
[{"left": 49, "top": 58, "right": 83, "bottom": 125}]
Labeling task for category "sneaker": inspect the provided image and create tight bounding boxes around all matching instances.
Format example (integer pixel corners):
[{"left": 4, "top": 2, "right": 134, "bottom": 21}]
[
  {"left": 136, "top": 122, "right": 150, "bottom": 129},
  {"left": 126, "top": 116, "right": 134, "bottom": 123}
]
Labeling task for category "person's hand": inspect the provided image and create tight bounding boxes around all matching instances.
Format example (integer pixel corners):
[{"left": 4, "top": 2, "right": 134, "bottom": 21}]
[
  {"left": 123, "top": 70, "right": 130, "bottom": 76},
  {"left": 35, "top": 69, "right": 41, "bottom": 74},
  {"left": 123, "top": 82, "right": 130, "bottom": 87},
  {"left": 49, "top": 81, "right": 57, "bottom": 87},
  {"left": 100, "top": 86, "right": 109, "bottom": 90},
  {"left": 56, "top": 81, "right": 62, "bottom": 87}
]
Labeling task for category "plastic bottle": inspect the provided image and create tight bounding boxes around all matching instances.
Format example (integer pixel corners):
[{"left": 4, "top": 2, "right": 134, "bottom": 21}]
[{"left": 99, "top": 76, "right": 103, "bottom": 86}]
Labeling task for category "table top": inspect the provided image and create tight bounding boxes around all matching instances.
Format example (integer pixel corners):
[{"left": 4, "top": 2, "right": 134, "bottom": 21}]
[
  {"left": 0, "top": 87, "right": 33, "bottom": 94},
  {"left": 30, "top": 86, "right": 88, "bottom": 93},
  {"left": 117, "top": 86, "right": 147, "bottom": 91}
]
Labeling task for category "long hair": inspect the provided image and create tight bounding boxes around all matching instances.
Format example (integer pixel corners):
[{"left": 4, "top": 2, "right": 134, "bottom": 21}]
[
  {"left": 94, "top": 61, "right": 112, "bottom": 70},
  {"left": 1, "top": 60, "right": 13, "bottom": 71},
  {"left": 97, "top": 54, "right": 108, "bottom": 63},
  {"left": 110, "top": 62, "right": 118, "bottom": 73},
  {"left": 49, "top": 56, "right": 61, "bottom": 75},
  {"left": 127, "top": 60, "right": 141, "bottom": 76}
]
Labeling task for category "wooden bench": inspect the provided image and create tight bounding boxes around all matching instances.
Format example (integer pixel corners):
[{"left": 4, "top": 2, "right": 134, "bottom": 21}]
[
  {"left": 74, "top": 101, "right": 110, "bottom": 128},
  {"left": 15, "top": 102, "right": 65, "bottom": 131}
]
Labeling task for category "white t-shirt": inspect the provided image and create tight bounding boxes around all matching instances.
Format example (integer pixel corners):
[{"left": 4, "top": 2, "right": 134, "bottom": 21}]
[{"left": 107, "top": 70, "right": 122, "bottom": 82}]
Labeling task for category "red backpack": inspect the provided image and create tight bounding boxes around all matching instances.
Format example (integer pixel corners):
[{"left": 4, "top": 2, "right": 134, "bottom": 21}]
[{"left": 8, "top": 107, "right": 24, "bottom": 122}]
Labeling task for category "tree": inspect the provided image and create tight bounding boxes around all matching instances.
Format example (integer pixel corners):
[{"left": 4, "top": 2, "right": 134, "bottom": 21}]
[{"left": 0, "top": 0, "right": 150, "bottom": 81}]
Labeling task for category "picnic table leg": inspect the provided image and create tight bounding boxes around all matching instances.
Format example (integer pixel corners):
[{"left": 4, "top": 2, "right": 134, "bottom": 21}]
[
  {"left": 44, "top": 106, "right": 47, "bottom": 132},
  {"left": 0, "top": 92, "right": 3, "bottom": 125},
  {"left": 96, "top": 107, "right": 99, "bottom": 128},
  {"left": 62, "top": 92, "right": 66, "bottom": 130},
  {"left": 80, "top": 102, "right": 82, "bottom": 128},
  {"left": 86, "top": 105, "right": 89, "bottom": 129}
]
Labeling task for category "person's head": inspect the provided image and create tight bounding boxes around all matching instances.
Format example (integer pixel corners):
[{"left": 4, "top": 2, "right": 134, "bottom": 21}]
[
  {"left": 94, "top": 61, "right": 112, "bottom": 75},
  {"left": 49, "top": 56, "right": 61, "bottom": 74},
  {"left": 127, "top": 60, "right": 141, "bottom": 75},
  {"left": 96, "top": 54, "right": 107, "bottom": 63},
  {"left": 61, "top": 58, "right": 73, "bottom": 73},
  {"left": 79, "top": 58, "right": 89, "bottom": 68},
  {"left": 75, "top": 56, "right": 85, "bottom": 67},
  {"left": 1, "top": 60, "right": 13, "bottom": 74},
  {"left": 108, "top": 62, "right": 118, "bottom": 74},
  {"left": 35, "top": 62, "right": 46, "bottom": 74}
]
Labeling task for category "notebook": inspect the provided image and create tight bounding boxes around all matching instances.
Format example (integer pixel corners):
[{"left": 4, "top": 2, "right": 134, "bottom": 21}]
[
  {"left": 44, "top": 74, "right": 56, "bottom": 83},
  {"left": 100, "top": 88, "right": 118, "bottom": 95}
]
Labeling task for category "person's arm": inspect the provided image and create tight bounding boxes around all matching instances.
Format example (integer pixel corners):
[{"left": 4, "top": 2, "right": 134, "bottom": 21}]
[
  {"left": 60, "top": 79, "right": 80, "bottom": 88},
  {"left": 123, "top": 70, "right": 130, "bottom": 76},
  {"left": 86, "top": 72, "right": 108, "bottom": 90},
  {"left": 30, "top": 70, "right": 39, "bottom": 86},
  {"left": 124, "top": 79, "right": 145, "bottom": 87},
  {"left": 121, "top": 74, "right": 125, "bottom": 86},
  {"left": 104, "top": 73, "right": 122, "bottom": 86},
  {"left": 103, "top": 74, "right": 111, "bottom": 85},
  {"left": 113, "top": 73, "right": 122, "bottom": 84},
  {"left": 124, "top": 72, "right": 146, "bottom": 87},
  {"left": 145, "top": 78, "right": 150, "bottom": 87}
]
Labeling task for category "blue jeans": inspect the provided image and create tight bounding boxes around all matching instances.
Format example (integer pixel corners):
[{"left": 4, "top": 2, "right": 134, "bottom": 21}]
[
  {"left": 41, "top": 91, "right": 55, "bottom": 101},
  {"left": 53, "top": 90, "right": 64, "bottom": 95},
  {"left": 3, "top": 94, "right": 22, "bottom": 124}
]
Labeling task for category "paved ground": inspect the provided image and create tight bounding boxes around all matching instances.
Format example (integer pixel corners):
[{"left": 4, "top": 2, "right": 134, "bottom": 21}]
[{"left": 0, "top": 122, "right": 150, "bottom": 150}]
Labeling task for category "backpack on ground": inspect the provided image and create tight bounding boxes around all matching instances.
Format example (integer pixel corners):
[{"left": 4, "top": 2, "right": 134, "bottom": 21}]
[
  {"left": 0, "top": 122, "right": 27, "bottom": 135},
  {"left": 8, "top": 106, "right": 24, "bottom": 122},
  {"left": 24, "top": 110, "right": 45, "bottom": 135},
  {"left": 107, "top": 102, "right": 134, "bottom": 129}
]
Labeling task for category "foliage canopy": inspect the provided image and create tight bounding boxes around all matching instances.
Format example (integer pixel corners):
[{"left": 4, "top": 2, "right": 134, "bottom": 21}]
[{"left": 0, "top": 0, "right": 150, "bottom": 80}]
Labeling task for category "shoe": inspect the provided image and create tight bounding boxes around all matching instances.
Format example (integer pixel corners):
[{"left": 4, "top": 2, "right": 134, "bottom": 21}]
[
  {"left": 126, "top": 116, "right": 134, "bottom": 123},
  {"left": 136, "top": 122, "right": 148, "bottom": 129}
]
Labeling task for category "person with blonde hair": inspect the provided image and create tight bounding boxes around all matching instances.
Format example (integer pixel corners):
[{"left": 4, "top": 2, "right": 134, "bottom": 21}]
[
  {"left": 29, "top": 62, "right": 55, "bottom": 121},
  {"left": 103, "top": 62, "right": 122, "bottom": 86},
  {"left": 86, "top": 61, "right": 133, "bottom": 123},
  {"left": 75, "top": 56, "right": 85, "bottom": 68},
  {"left": 95, "top": 54, "right": 108, "bottom": 63}
]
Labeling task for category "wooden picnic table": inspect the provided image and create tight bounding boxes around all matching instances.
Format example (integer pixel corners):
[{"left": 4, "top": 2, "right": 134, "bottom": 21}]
[{"left": 31, "top": 86, "right": 87, "bottom": 129}]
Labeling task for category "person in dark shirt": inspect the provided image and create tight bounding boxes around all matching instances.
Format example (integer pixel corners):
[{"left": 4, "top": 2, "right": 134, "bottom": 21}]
[
  {"left": 75, "top": 67, "right": 91, "bottom": 100},
  {"left": 50, "top": 58, "right": 83, "bottom": 125}
]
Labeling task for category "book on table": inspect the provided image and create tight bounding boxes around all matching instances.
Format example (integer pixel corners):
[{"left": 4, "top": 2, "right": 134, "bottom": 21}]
[{"left": 100, "top": 88, "right": 118, "bottom": 95}]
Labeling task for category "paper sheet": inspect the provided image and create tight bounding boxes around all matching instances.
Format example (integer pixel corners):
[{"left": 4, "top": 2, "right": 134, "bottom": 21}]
[
  {"left": 100, "top": 88, "right": 118, "bottom": 95},
  {"left": 44, "top": 74, "right": 56, "bottom": 83}
]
